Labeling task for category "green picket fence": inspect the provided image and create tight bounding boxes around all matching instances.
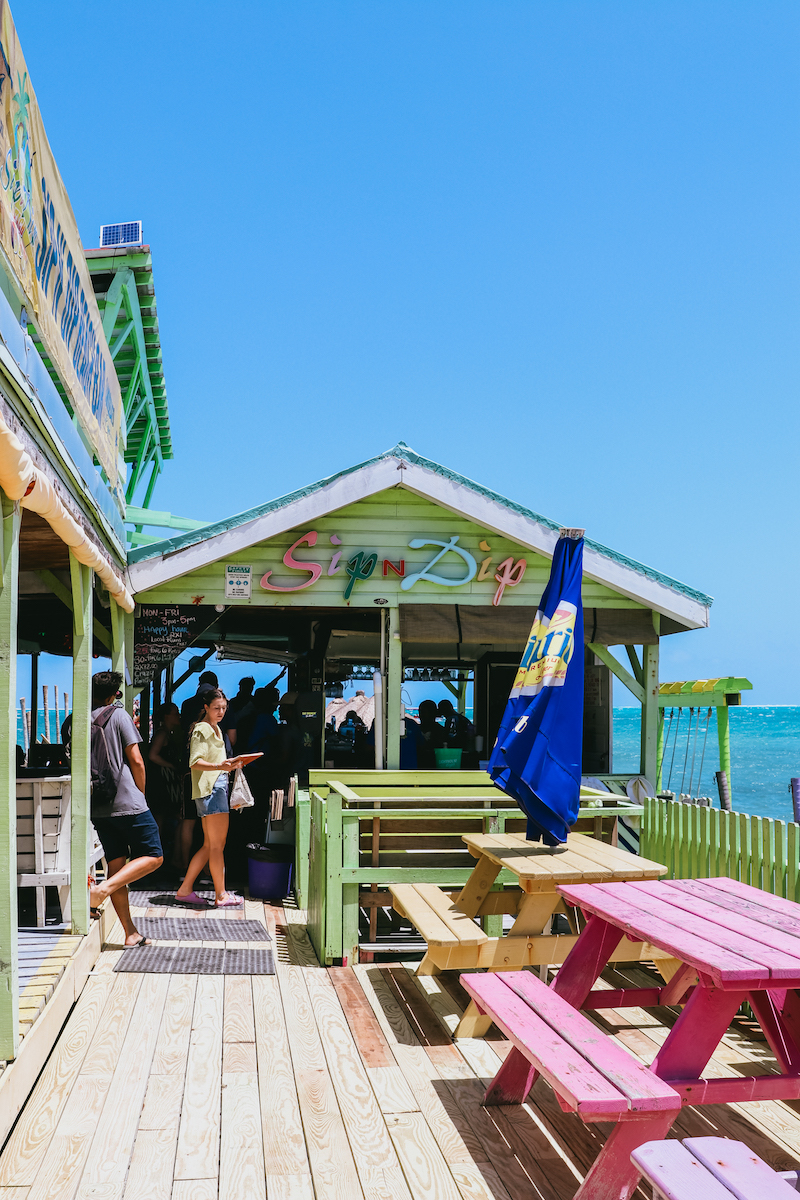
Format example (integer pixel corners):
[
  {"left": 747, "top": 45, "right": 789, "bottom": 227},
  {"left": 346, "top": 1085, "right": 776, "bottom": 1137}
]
[{"left": 640, "top": 797, "right": 800, "bottom": 901}]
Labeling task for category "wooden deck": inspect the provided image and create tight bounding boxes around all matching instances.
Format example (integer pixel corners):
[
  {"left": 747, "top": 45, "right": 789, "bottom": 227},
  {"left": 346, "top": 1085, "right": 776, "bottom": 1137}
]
[{"left": 1, "top": 897, "right": 800, "bottom": 1200}]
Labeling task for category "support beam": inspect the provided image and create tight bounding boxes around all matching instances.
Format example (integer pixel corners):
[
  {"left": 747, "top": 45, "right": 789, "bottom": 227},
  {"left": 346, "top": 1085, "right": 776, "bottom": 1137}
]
[
  {"left": 717, "top": 705, "right": 731, "bottom": 792},
  {"left": 587, "top": 643, "right": 645, "bottom": 704},
  {"left": 0, "top": 492, "right": 20, "bottom": 1059},
  {"left": 625, "top": 645, "right": 644, "bottom": 686},
  {"left": 70, "top": 556, "right": 92, "bottom": 935},
  {"left": 640, "top": 615, "right": 660, "bottom": 786},
  {"left": 35, "top": 569, "right": 112, "bottom": 650},
  {"left": 110, "top": 598, "right": 125, "bottom": 709},
  {"left": 100, "top": 268, "right": 130, "bottom": 339},
  {"left": 109, "top": 319, "right": 135, "bottom": 360},
  {"left": 124, "top": 607, "right": 135, "bottom": 717},
  {"left": 387, "top": 606, "right": 402, "bottom": 770}
]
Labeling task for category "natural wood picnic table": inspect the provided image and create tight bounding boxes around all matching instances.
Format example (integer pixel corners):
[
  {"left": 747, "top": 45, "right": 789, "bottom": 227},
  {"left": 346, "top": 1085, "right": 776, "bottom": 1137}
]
[
  {"left": 532, "top": 876, "right": 800, "bottom": 1198},
  {"left": 391, "top": 831, "right": 668, "bottom": 1036}
]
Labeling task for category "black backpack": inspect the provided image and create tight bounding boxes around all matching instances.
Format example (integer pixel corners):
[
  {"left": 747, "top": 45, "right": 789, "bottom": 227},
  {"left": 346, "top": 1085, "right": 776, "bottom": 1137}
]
[{"left": 91, "top": 706, "right": 121, "bottom": 815}]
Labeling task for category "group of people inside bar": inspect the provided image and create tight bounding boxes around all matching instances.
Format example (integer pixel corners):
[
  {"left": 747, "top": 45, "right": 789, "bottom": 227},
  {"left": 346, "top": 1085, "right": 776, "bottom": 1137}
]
[{"left": 327, "top": 696, "right": 475, "bottom": 768}]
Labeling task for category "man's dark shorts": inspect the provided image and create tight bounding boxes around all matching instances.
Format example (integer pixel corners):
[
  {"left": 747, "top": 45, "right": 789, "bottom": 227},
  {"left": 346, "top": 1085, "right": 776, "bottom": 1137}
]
[{"left": 93, "top": 810, "right": 163, "bottom": 863}]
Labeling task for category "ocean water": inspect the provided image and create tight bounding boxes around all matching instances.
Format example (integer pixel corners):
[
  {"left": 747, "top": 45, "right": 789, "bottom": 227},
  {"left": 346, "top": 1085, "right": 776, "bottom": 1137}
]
[{"left": 613, "top": 706, "right": 800, "bottom": 823}]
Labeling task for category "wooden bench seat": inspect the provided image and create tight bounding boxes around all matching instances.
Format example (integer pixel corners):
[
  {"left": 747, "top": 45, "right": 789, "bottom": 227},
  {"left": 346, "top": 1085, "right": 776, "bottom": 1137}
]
[
  {"left": 632, "top": 1137, "right": 800, "bottom": 1199},
  {"left": 389, "top": 883, "right": 487, "bottom": 949},
  {"left": 461, "top": 970, "right": 682, "bottom": 1200}
]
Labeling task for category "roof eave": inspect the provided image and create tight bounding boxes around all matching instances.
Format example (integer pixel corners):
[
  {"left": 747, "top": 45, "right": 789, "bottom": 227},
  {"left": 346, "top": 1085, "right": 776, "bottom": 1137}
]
[{"left": 127, "top": 449, "right": 710, "bottom": 630}]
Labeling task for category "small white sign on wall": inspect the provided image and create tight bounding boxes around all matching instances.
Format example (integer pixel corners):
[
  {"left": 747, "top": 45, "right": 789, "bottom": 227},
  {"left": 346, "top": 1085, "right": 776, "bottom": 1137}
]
[{"left": 225, "top": 564, "right": 252, "bottom": 599}]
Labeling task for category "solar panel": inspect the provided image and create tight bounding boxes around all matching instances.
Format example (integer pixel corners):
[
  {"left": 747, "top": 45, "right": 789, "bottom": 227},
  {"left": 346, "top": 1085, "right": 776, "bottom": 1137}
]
[{"left": 99, "top": 221, "right": 143, "bottom": 247}]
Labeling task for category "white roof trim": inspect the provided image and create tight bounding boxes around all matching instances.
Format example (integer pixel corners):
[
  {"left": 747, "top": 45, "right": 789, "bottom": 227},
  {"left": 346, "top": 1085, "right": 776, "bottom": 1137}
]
[{"left": 128, "top": 457, "right": 709, "bottom": 629}]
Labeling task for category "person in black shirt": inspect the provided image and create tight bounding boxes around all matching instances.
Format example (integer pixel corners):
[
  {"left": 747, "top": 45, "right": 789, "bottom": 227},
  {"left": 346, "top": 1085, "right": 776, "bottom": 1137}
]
[
  {"left": 179, "top": 671, "right": 219, "bottom": 734},
  {"left": 417, "top": 699, "right": 446, "bottom": 768},
  {"left": 438, "top": 699, "right": 475, "bottom": 750}
]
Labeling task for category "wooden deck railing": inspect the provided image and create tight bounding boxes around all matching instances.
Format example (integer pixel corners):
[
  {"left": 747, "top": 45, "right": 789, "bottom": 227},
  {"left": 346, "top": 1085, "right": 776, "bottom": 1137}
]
[{"left": 640, "top": 796, "right": 800, "bottom": 901}]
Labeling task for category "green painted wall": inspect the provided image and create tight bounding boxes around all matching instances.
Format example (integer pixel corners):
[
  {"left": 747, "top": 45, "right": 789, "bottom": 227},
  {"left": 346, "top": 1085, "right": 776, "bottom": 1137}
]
[{"left": 137, "top": 490, "right": 644, "bottom": 611}]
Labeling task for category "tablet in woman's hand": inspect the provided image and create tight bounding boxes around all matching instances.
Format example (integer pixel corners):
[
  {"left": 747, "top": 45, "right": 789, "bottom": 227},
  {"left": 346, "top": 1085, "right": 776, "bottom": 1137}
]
[{"left": 234, "top": 753, "right": 264, "bottom": 765}]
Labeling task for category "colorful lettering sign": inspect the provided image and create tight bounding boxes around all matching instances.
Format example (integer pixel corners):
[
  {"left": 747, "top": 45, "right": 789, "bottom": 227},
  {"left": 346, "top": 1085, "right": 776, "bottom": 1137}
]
[{"left": 256, "top": 530, "right": 529, "bottom": 604}]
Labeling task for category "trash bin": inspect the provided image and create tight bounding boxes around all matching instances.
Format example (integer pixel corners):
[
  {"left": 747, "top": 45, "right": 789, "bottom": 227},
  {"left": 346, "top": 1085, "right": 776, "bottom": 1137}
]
[
  {"left": 435, "top": 748, "right": 463, "bottom": 769},
  {"left": 246, "top": 843, "right": 294, "bottom": 899}
]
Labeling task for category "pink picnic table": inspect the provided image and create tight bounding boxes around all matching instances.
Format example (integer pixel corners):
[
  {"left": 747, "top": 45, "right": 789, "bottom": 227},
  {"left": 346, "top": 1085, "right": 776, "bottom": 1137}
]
[{"left": 543, "top": 876, "right": 800, "bottom": 1183}]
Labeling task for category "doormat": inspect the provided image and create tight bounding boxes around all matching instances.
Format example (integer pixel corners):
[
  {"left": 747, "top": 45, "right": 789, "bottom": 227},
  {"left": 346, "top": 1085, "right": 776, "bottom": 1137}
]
[
  {"left": 133, "top": 918, "right": 270, "bottom": 942},
  {"left": 128, "top": 890, "right": 217, "bottom": 909},
  {"left": 114, "top": 945, "right": 275, "bottom": 975}
]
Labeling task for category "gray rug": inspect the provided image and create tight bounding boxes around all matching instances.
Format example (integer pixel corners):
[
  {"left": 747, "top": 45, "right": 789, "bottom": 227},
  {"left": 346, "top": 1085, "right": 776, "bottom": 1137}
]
[
  {"left": 133, "top": 918, "right": 270, "bottom": 942},
  {"left": 129, "top": 890, "right": 217, "bottom": 909},
  {"left": 114, "top": 945, "right": 275, "bottom": 975}
]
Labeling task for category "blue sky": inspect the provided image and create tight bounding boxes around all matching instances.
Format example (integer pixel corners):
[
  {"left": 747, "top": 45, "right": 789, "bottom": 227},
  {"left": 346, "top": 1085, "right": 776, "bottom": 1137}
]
[{"left": 13, "top": 0, "right": 800, "bottom": 706}]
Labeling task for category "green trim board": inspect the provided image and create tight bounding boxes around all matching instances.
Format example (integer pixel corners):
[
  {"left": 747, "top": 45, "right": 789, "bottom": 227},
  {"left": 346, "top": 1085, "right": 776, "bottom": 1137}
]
[{"left": 127, "top": 443, "right": 712, "bottom": 632}]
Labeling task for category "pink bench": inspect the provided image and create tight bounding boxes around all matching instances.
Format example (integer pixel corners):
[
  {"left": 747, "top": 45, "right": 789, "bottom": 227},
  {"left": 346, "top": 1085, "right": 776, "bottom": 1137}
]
[
  {"left": 632, "top": 1137, "right": 800, "bottom": 1198},
  {"left": 460, "top": 970, "right": 681, "bottom": 1200}
]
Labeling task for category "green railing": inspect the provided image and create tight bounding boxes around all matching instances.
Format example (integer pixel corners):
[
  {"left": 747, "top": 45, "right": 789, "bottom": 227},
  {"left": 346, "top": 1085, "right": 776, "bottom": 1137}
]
[{"left": 640, "top": 797, "right": 800, "bottom": 901}]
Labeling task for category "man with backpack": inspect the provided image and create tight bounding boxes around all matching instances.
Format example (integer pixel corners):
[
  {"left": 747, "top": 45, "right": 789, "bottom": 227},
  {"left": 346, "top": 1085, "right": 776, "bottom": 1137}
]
[{"left": 88, "top": 670, "right": 163, "bottom": 946}]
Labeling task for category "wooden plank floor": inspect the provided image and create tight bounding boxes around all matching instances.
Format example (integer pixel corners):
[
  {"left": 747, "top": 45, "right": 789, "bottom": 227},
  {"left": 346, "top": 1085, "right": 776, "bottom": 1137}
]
[{"left": 2, "top": 897, "right": 800, "bottom": 1199}]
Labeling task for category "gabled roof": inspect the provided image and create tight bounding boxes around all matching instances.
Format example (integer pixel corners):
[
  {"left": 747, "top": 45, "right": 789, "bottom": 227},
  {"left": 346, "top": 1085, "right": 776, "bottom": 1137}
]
[{"left": 127, "top": 442, "right": 713, "bottom": 629}]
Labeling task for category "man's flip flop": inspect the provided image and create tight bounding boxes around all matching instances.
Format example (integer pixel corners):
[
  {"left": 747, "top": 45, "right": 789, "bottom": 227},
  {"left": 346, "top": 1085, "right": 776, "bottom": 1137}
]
[
  {"left": 127, "top": 936, "right": 150, "bottom": 947},
  {"left": 90, "top": 907, "right": 102, "bottom": 920},
  {"left": 215, "top": 894, "right": 243, "bottom": 908}
]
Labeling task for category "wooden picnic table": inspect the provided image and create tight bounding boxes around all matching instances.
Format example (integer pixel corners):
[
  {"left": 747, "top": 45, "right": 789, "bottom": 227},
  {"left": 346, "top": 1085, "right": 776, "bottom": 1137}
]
[
  {"left": 390, "top": 831, "right": 668, "bottom": 1036},
  {"left": 533, "top": 876, "right": 800, "bottom": 1199}
]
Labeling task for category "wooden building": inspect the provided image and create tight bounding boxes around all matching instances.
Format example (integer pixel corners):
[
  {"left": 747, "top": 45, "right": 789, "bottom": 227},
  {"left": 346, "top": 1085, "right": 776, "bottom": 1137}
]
[
  {"left": 0, "top": 10, "right": 172, "bottom": 1064},
  {"left": 128, "top": 442, "right": 712, "bottom": 784}
]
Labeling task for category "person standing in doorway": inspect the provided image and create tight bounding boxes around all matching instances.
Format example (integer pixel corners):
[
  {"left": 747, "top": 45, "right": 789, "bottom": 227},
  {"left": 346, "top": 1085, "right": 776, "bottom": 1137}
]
[
  {"left": 174, "top": 670, "right": 219, "bottom": 877},
  {"left": 176, "top": 689, "right": 245, "bottom": 907},
  {"left": 88, "top": 671, "right": 164, "bottom": 946}
]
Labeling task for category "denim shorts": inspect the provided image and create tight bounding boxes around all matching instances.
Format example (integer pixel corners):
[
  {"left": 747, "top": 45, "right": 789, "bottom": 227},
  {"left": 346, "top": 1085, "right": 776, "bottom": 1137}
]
[{"left": 195, "top": 773, "right": 229, "bottom": 818}]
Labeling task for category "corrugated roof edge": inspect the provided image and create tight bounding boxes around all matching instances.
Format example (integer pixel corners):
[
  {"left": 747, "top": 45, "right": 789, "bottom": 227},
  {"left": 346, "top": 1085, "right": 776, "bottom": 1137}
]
[{"left": 127, "top": 441, "right": 713, "bottom": 607}]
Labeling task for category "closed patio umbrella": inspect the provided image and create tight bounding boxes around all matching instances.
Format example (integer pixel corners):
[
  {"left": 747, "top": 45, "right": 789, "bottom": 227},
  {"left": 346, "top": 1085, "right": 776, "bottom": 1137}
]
[{"left": 488, "top": 529, "right": 585, "bottom": 845}]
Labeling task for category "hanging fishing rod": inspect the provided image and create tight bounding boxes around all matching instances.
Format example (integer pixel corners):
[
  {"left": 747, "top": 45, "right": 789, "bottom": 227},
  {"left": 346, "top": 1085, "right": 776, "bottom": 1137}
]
[
  {"left": 687, "top": 704, "right": 703, "bottom": 796},
  {"left": 679, "top": 707, "right": 696, "bottom": 795}
]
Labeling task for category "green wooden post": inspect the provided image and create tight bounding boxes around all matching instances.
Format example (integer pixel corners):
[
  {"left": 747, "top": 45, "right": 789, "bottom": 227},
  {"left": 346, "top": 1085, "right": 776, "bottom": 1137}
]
[
  {"left": 341, "top": 813, "right": 360, "bottom": 965},
  {"left": 639, "top": 617, "right": 660, "bottom": 787},
  {"left": 0, "top": 493, "right": 20, "bottom": 1060},
  {"left": 717, "top": 704, "right": 731, "bottom": 795},
  {"left": 307, "top": 793, "right": 327, "bottom": 962},
  {"left": 656, "top": 711, "right": 665, "bottom": 792},
  {"left": 324, "top": 790, "right": 343, "bottom": 963},
  {"left": 386, "top": 606, "right": 402, "bottom": 770},
  {"left": 294, "top": 788, "right": 311, "bottom": 909},
  {"left": 70, "top": 556, "right": 92, "bottom": 936},
  {"left": 123, "top": 607, "right": 135, "bottom": 717}
]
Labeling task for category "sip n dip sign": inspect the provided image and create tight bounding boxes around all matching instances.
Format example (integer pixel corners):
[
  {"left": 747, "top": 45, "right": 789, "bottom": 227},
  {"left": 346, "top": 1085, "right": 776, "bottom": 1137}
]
[{"left": 259, "top": 530, "right": 527, "bottom": 606}]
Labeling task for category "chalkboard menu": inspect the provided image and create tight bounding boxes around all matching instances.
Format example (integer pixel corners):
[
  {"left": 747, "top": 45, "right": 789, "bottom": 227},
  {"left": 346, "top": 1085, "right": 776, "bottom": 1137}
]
[{"left": 134, "top": 605, "right": 217, "bottom": 686}]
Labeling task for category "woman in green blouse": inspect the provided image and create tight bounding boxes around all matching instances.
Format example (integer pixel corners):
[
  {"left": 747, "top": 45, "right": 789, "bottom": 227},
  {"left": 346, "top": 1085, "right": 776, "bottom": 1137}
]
[{"left": 176, "top": 689, "right": 246, "bottom": 907}]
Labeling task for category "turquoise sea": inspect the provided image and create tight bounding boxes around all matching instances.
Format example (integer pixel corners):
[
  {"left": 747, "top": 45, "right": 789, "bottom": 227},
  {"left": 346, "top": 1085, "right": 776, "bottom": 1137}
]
[{"left": 613, "top": 706, "right": 800, "bottom": 823}]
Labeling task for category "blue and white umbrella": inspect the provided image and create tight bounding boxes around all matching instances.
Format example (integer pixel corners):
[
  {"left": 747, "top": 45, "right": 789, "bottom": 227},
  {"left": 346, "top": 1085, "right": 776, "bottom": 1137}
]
[{"left": 488, "top": 529, "right": 585, "bottom": 845}]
